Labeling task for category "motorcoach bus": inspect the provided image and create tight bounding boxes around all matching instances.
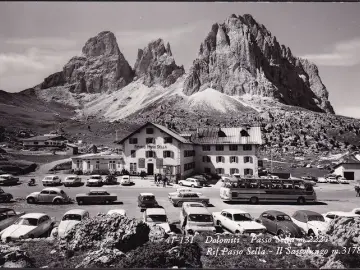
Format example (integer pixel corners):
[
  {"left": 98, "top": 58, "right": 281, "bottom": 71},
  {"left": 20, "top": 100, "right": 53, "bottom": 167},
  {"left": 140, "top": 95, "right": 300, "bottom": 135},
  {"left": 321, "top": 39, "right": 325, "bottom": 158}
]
[{"left": 220, "top": 177, "right": 317, "bottom": 204}]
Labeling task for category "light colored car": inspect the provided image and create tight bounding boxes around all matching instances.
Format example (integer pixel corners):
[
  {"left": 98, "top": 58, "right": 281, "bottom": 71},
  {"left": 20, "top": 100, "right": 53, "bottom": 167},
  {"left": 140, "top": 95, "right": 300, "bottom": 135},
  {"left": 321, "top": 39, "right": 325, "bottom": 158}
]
[
  {"left": 63, "top": 175, "right": 82, "bottom": 187},
  {"left": 143, "top": 208, "right": 171, "bottom": 234},
  {"left": 0, "top": 174, "right": 19, "bottom": 185},
  {"left": 338, "top": 177, "right": 350, "bottom": 184},
  {"left": 168, "top": 188, "right": 202, "bottom": 200},
  {"left": 178, "top": 178, "right": 201, "bottom": 188},
  {"left": 51, "top": 209, "right": 89, "bottom": 238},
  {"left": 42, "top": 175, "right": 61, "bottom": 186},
  {"left": 170, "top": 192, "right": 210, "bottom": 207},
  {"left": 291, "top": 210, "right": 328, "bottom": 236},
  {"left": 107, "top": 209, "right": 127, "bottom": 216},
  {"left": 180, "top": 206, "right": 216, "bottom": 235},
  {"left": 120, "top": 175, "right": 132, "bottom": 186},
  {"left": 182, "top": 202, "right": 206, "bottom": 208},
  {"left": 26, "top": 187, "right": 71, "bottom": 204},
  {"left": 86, "top": 175, "right": 103, "bottom": 187},
  {"left": 0, "top": 213, "right": 55, "bottom": 242},
  {"left": 322, "top": 211, "right": 360, "bottom": 224},
  {"left": 212, "top": 209, "right": 266, "bottom": 234},
  {"left": 317, "top": 177, "right": 328, "bottom": 183}
]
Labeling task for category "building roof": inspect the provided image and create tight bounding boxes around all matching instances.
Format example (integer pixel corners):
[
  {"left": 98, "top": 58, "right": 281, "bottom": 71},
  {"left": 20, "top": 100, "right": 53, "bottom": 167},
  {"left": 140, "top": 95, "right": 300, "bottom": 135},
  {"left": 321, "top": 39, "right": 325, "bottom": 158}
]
[
  {"left": 22, "top": 135, "right": 67, "bottom": 142},
  {"left": 22, "top": 213, "right": 47, "bottom": 219},
  {"left": 145, "top": 208, "right": 166, "bottom": 215},
  {"left": 333, "top": 154, "right": 360, "bottom": 169},
  {"left": 115, "top": 122, "right": 191, "bottom": 145},
  {"left": 71, "top": 154, "right": 123, "bottom": 161},
  {"left": 185, "top": 127, "right": 262, "bottom": 145},
  {"left": 64, "top": 209, "right": 88, "bottom": 216}
]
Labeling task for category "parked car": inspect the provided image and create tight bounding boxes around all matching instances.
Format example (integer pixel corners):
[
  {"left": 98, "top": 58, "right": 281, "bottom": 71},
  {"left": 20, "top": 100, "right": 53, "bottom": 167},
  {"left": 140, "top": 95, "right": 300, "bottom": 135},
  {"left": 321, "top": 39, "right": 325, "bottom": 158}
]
[
  {"left": 338, "top": 177, "right": 350, "bottom": 184},
  {"left": 63, "top": 175, "right": 82, "bottom": 187},
  {"left": 213, "top": 209, "right": 266, "bottom": 234},
  {"left": 0, "top": 213, "right": 55, "bottom": 242},
  {"left": 51, "top": 209, "right": 89, "bottom": 238},
  {"left": 103, "top": 175, "right": 118, "bottom": 185},
  {"left": 138, "top": 193, "right": 159, "bottom": 211},
  {"left": 0, "top": 208, "right": 25, "bottom": 231},
  {"left": 291, "top": 210, "right": 328, "bottom": 237},
  {"left": 170, "top": 192, "right": 210, "bottom": 207},
  {"left": 178, "top": 178, "right": 201, "bottom": 188},
  {"left": 301, "top": 176, "right": 318, "bottom": 182},
  {"left": 143, "top": 208, "right": 171, "bottom": 234},
  {"left": 26, "top": 188, "right": 71, "bottom": 204},
  {"left": 168, "top": 188, "right": 202, "bottom": 200},
  {"left": 0, "top": 188, "right": 13, "bottom": 203},
  {"left": 326, "top": 174, "right": 339, "bottom": 184},
  {"left": 86, "top": 175, "right": 103, "bottom": 187},
  {"left": 180, "top": 205, "right": 216, "bottom": 235},
  {"left": 107, "top": 209, "right": 127, "bottom": 216},
  {"left": 182, "top": 202, "right": 206, "bottom": 208},
  {"left": 322, "top": 211, "right": 360, "bottom": 224},
  {"left": 317, "top": 177, "right": 328, "bottom": 183},
  {"left": 42, "top": 175, "right": 62, "bottom": 186},
  {"left": 120, "top": 175, "right": 132, "bottom": 186},
  {"left": 191, "top": 175, "right": 208, "bottom": 186},
  {"left": 76, "top": 190, "right": 117, "bottom": 205},
  {"left": 0, "top": 174, "right": 19, "bottom": 185},
  {"left": 257, "top": 210, "right": 305, "bottom": 238}
]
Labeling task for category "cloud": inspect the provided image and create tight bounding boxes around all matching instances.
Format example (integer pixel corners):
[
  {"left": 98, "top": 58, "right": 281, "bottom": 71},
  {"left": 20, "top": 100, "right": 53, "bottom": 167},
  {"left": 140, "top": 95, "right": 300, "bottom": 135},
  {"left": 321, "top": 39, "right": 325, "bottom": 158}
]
[
  {"left": 301, "top": 38, "right": 360, "bottom": 67},
  {"left": 115, "top": 21, "right": 209, "bottom": 47}
]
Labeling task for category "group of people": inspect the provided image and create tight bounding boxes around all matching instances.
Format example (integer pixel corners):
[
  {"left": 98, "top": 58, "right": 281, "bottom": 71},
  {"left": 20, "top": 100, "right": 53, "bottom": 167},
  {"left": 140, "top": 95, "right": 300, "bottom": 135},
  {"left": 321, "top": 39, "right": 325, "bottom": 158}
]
[{"left": 154, "top": 174, "right": 169, "bottom": 187}]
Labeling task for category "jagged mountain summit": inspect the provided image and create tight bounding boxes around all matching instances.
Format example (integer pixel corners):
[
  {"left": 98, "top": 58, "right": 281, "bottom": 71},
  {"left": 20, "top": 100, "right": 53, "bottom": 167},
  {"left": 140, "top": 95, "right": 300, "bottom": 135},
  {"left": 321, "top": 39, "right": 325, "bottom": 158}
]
[{"left": 183, "top": 14, "right": 334, "bottom": 114}]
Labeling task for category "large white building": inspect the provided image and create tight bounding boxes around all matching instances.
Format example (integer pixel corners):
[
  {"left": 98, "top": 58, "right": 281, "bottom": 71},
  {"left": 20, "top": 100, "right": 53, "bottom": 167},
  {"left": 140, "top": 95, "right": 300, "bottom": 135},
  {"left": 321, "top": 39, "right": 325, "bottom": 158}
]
[
  {"left": 71, "top": 153, "right": 124, "bottom": 174},
  {"left": 117, "top": 122, "right": 262, "bottom": 179}
]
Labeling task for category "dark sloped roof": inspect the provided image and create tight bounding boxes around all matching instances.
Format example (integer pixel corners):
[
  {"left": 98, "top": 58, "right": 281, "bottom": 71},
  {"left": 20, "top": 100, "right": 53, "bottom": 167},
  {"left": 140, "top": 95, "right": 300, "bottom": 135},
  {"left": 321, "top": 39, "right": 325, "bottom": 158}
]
[
  {"left": 333, "top": 154, "right": 360, "bottom": 169},
  {"left": 22, "top": 135, "right": 67, "bottom": 142}
]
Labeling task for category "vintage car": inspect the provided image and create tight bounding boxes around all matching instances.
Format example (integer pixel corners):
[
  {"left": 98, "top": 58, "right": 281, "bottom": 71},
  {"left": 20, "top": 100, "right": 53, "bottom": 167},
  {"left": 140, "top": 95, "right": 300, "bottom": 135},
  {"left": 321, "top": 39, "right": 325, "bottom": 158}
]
[
  {"left": 42, "top": 175, "right": 62, "bottom": 186},
  {"left": 0, "top": 188, "right": 13, "bottom": 203},
  {"left": 86, "top": 175, "right": 103, "bottom": 187},
  {"left": 170, "top": 192, "right": 209, "bottom": 207},
  {"left": 107, "top": 209, "right": 127, "bottom": 216},
  {"left": 103, "top": 175, "right": 118, "bottom": 185},
  {"left": 182, "top": 202, "right": 206, "bottom": 208},
  {"left": 326, "top": 174, "right": 339, "bottom": 184},
  {"left": 143, "top": 208, "right": 171, "bottom": 234},
  {"left": 75, "top": 190, "right": 117, "bottom": 205},
  {"left": 51, "top": 209, "right": 89, "bottom": 238},
  {"left": 322, "top": 211, "right": 360, "bottom": 224},
  {"left": 338, "top": 177, "right": 350, "bottom": 184},
  {"left": 120, "top": 175, "right": 132, "bottom": 186},
  {"left": 213, "top": 209, "right": 266, "bottom": 235},
  {"left": 178, "top": 178, "right": 202, "bottom": 188},
  {"left": 291, "top": 210, "right": 328, "bottom": 236},
  {"left": 0, "top": 174, "right": 19, "bottom": 185},
  {"left": 0, "top": 208, "right": 25, "bottom": 231},
  {"left": 301, "top": 176, "right": 318, "bottom": 182},
  {"left": 190, "top": 175, "right": 208, "bottom": 186},
  {"left": 168, "top": 188, "right": 202, "bottom": 200},
  {"left": 180, "top": 206, "right": 216, "bottom": 235},
  {"left": 26, "top": 187, "right": 71, "bottom": 204},
  {"left": 138, "top": 193, "right": 159, "bottom": 211},
  {"left": 63, "top": 175, "right": 82, "bottom": 187},
  {"left": 257, "top": 210, "right": 305, "bottom": 238},
  {"left": 317, "top": 177, "right": 328, "bottom": 183},
  {"left": 0, "top": 213, "right": 55, "bottom": 242}
]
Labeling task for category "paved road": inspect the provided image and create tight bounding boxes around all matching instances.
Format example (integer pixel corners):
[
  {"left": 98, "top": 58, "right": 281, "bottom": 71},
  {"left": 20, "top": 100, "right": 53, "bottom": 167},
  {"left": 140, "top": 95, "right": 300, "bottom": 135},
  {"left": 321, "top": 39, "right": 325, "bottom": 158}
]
[{"left": 1, "top": 176, "right": 359, "bottom": 225}]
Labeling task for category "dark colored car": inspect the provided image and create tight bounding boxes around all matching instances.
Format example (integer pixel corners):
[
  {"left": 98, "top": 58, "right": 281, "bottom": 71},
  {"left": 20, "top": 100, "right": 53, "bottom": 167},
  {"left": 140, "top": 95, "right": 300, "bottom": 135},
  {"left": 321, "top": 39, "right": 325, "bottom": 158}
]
[
  {"left": 191, "top": 175, "right": 208, "bottom": 186},
  {"left": 0, "top": 208, "right": 25, "bottom": 231},
  {"left": 75, "top": 190, "right": 117, "bottom": 205},
  {"left": 138, "top": 193, "right": 159, "bottom": 211},
  {"left": 103, "top": 175, "right": 118, "bottom": 185},
  {"left": 0, "top": 188, "right": 13, "bottom": 203},
  {"left": 257, "top": 210, "right": 305, "bottom": 238}
]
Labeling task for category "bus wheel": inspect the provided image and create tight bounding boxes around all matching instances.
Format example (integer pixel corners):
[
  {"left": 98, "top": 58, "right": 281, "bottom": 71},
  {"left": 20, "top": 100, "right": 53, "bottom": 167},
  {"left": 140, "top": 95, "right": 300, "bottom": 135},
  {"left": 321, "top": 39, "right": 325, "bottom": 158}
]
[
  {"left": 297, "top": 197, "right": 306, "bottom": 205},
  {"left": 250, "top": 197, "right": 259, "bottom": 204}
]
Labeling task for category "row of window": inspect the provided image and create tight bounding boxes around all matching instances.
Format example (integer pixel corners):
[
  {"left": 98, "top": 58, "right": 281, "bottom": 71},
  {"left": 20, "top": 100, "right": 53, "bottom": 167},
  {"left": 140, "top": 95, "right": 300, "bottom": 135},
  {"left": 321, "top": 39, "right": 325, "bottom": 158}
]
[
  {"left": 202, "top": 156, "right": 253, "bottom": 163},
  {"left": 204, "top": 168, "right": 254, "bottom": 175},
  {"left": 184, "top": 162, "right": 195, "bottom": 171},
  {"left": 202, "top": 145, "right": 252, "bottom": 151},
  {"left": 129, "top": 137, "right": 173, "bottom": 145},
  {"left": 31, "top": 141, "right": 63, "bottom": 146},
  {"left": 184, "top": 150, "right": 195, "bottom": 157}
]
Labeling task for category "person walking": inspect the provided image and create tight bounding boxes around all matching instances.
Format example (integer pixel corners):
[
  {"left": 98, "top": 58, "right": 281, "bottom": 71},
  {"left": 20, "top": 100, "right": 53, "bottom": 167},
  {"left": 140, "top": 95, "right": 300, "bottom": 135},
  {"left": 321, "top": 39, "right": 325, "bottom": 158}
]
[
  {"left": 154, "top": 174, "right": 157, "bottom": 185},
  {"left": 157, "top": 174, "right": 162, "bottom": 187},
  {"left": 163, "top": 176, "right": 167, "bottom": 188}
]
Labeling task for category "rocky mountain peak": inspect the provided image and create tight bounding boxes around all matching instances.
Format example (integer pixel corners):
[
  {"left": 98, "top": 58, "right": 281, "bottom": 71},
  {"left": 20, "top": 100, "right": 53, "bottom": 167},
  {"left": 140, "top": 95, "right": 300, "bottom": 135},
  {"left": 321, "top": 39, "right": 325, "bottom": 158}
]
[
  {"left": 183, "top": 14, "right": 334, "bottom": 114},
  {"left": 134, "top": 38, "right": 184, "bottom": 87},
  {"left": 82, "top": 31, "right": 120, "bottom": 57}
]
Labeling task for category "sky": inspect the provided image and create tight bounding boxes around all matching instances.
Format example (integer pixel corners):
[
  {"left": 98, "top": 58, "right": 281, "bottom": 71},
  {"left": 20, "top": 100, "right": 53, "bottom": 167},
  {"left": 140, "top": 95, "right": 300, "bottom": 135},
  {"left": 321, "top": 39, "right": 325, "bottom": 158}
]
[{"left": 0, "top": 2, "right": 360, "bottom": 118}]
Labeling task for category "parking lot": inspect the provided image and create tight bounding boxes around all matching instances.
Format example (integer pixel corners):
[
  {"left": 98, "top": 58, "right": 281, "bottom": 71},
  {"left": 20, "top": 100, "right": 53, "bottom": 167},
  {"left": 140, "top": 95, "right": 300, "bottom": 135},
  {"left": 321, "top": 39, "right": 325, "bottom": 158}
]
[{"left": 1, "top": 174, "right": 359, "bottom": 225}]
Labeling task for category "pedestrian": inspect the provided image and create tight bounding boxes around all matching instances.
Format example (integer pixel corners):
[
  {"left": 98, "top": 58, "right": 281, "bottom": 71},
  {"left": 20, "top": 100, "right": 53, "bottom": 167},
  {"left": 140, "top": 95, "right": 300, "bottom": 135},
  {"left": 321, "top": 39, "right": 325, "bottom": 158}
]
[
  {"left": 157, "top": 174, "right": 162, "bottom": 187},
  {"left": 154, "top": 173, "right": 157, "bottom": 185},
  {"left": 163, "top": 176, "right": 167, "bottom": 187}
]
